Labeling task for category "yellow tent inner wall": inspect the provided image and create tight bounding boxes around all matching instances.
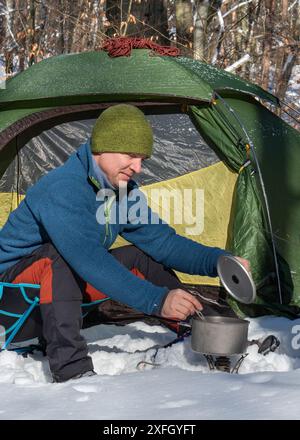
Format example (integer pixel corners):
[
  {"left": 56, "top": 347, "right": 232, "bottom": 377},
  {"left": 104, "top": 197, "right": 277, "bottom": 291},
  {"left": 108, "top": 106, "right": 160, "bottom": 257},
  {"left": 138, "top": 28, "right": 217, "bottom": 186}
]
[
  {"left": 111, "top": 161, "right": 237, "bottom": 286},
  {"left": 0, "top": 192, "right": 25, "bottom": 227},
  {"left": 0, "top": 161, "right": 237, "bottom": 286}
]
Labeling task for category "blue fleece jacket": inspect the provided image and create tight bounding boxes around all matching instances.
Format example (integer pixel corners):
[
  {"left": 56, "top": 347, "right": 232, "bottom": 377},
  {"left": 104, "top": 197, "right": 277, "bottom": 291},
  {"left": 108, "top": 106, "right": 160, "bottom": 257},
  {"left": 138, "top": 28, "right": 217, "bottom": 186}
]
[{"left": 0, "top": 140, "right": 228, "bottom": 315}]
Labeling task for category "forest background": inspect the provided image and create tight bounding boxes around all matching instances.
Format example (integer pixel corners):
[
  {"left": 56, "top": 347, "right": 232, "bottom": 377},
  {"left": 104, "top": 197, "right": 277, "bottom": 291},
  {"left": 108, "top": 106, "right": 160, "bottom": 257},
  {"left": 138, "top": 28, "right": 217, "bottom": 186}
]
[{"left": 0, "top": 0, "right": 299, "bottom": 127}]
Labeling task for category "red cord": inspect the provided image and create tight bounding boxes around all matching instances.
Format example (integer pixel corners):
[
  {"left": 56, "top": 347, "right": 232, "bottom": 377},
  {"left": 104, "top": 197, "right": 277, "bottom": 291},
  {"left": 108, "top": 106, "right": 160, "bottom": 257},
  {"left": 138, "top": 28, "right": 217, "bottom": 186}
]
[{"left": 102, "top": 37, "right": 180, "bottom": 57}]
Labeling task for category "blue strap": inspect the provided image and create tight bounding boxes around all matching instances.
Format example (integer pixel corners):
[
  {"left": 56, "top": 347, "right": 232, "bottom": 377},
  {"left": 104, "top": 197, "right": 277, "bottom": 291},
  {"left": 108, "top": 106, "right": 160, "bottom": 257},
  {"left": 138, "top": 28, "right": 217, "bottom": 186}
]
[
  {"left": 81, "top": 298, "right": 110, "bottom": 307},
  {"left": 0, "top": 282, "right": 109, "bottom": 308},
  {"left": 0, "top": 320, "right": 21, "bottom": 338},
  {"left": 0, "top": 282, "right": 111, "bottom": 350},
  {"left": 0, "top": 282, "right": 40, "bottom": 305},
  {"left": 81, "top": 297, "right": 110, "bottom": 318},
  {"left": 0, "top": 309, "right": 22, "bottom": 318}
]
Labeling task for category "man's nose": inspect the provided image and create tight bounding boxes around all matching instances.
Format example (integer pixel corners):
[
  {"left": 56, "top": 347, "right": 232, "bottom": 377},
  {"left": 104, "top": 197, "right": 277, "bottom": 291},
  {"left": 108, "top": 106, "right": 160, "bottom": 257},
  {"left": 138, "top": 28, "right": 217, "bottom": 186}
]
[{"left": 130, "top": 158, "right": 142, "bottom": 174}]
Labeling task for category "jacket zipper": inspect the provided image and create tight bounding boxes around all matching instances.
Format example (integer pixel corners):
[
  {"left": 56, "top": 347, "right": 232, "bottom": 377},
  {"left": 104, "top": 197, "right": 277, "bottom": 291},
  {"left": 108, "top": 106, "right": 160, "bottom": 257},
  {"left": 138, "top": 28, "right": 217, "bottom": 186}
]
[
  {"left": 104, "top": 196, "right": 110, "bottom": 245},
  {"left": 89, "top": 175, "right": 114, "bottom": 246}
]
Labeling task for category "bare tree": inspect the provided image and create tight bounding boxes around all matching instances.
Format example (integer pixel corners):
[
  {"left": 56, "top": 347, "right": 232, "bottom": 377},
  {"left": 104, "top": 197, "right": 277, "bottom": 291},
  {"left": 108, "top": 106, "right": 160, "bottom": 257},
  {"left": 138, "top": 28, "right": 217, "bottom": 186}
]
[
  {"left": 193, "top": 0, "right": 210, "bottom": 61},
  {"left": 70, "top": 0, "right": 89, "bottom": 52},
  {"left": 27, "top": 0, "right": 36, "bottom": 64},
  {"left": 193, "top": 0, "right": 222, "bottom": 61},
  {"left": 274, "top": 0, "right": 299, "bottom": 103},
  {"left": 176, "top": 0, "right": 193, "bottom": 56},
  {"left": 261, "top": 0, "right": 276, "bottom": 90},
  {"left": 105, "top": 0, "right": 169, "bottom": 44},
  {"left": 3, "top": 0, "right": 17, "bottom": 75},
  {"left": 144, "top": 0, "right": 169, "bottom": 45}
]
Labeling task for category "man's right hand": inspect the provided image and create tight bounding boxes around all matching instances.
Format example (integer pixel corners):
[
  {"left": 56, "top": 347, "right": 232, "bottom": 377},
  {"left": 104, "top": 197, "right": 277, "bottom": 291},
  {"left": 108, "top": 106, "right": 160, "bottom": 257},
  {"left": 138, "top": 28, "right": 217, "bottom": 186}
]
[{"left": 161, "top": 289, "right": 203, "bottom": 320}]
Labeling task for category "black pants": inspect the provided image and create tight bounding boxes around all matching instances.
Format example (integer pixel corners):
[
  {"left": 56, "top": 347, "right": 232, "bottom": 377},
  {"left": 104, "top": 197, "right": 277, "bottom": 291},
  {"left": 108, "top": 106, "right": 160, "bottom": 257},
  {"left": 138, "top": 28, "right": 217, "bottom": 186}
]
[{"left": 0, "top": 243, "right": 184, "bottom": 382}]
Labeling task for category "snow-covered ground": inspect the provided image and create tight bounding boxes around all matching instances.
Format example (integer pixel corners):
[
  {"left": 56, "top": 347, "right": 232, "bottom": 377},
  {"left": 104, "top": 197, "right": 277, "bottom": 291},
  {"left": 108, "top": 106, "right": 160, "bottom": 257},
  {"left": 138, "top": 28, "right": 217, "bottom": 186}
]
[{"left": 1, "top": 316, "right": 300, "bottom": 420}]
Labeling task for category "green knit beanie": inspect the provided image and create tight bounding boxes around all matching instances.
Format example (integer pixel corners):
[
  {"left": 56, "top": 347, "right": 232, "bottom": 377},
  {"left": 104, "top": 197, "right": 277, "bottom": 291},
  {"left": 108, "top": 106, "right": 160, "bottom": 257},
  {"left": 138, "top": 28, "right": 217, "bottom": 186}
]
[{"left": 91, "top": 104, "right": 153, "bottom": 157}]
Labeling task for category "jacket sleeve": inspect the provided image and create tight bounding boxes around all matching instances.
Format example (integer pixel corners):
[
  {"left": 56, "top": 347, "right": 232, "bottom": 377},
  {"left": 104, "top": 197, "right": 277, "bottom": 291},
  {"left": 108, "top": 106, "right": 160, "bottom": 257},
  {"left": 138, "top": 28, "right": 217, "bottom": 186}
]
[
  {"left": 120, "top": 189, "right": 229, "bottom": 278},
  {"left": 35, "top": 178, "right": 168, "bottom": 315}
]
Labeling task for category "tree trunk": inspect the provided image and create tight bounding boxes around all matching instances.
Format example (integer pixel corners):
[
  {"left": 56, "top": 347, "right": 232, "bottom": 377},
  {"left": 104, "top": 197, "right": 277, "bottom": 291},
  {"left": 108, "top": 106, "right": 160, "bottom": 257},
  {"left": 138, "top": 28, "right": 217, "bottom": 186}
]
[
  {"left": 96, "top": 0, "right": 107, "bottom": 49},
  {"left": 105, "top": 1, "right": 169, "bottom": 44},
  {"left": 211, "top": 2, "right": 226, "bottom": 65},
  {"left": 281, "top": 0, "right": 288, "bottom": 22},
  {"left": 28, "top": 0, "right": 36, "bottom": 65},
  {"left": 176, "top": 0, "right": 193, "bottom": 57},
  {"left": 243, "top": 1, "right": 261, "bottom": 79},
  {"left": 145, "top": 0, "right": 169, "bottom": 45},
  {"left": 70, "top": 0, "right": 86, "bottom": 52},
  {"left": 57, "top": 0, "right": 65, "bottom": 54},
  {"left": 106, "top": 0, "right": 121, "bottom": 37},
  {"left": 275, "top": 0, "right": 299, "bottom": 103},
  {"left": 275, "top": 50, "right": 297, "bottom": 102},
  {"left": 4, "top": 0, "right": 16, "bottom": 75},
  {"left": 88, "top": 0, "right": 104, "bottom": 49},
  {"left": 193, "top": 0, "right": 210, "bottom": 61},
  {"left": 261, "top": 0, "right": 276, "bottom": 90},
  {"left": 34, "top": 0, "right": 47, "bottom": 61}
]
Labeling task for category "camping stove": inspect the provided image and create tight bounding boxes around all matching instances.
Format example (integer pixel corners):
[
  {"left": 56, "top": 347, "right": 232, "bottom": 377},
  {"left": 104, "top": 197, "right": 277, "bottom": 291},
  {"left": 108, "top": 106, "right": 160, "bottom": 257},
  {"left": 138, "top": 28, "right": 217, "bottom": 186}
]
[{"left": 203, "top": 354, "right": 248, "bottom": 374}]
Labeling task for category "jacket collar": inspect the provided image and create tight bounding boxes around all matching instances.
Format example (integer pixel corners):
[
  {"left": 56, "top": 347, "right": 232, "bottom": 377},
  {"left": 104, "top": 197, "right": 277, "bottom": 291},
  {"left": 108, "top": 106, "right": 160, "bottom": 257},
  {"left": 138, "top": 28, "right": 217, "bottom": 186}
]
[
  {"left": 76, "top": 139, "right": 137, "bottom": 192},
  {"left": 76, "top": 139, "right": 104, "bottom": 190}
]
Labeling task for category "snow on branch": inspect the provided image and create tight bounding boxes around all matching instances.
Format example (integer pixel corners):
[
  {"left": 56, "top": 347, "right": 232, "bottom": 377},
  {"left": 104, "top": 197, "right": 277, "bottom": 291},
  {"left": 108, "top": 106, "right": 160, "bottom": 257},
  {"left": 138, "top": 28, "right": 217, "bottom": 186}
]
[
  {"left": 223, "top": 0, "right": 254, "bottom": 19},
  {"left": 225, "top": 54, "right": 251, "bottom": 72},
  {"left": 288, "top": 0, "right": 300, "bottom": 11},
  {"left": 211, "top": 8, "right": 225, "bottom": 65}
]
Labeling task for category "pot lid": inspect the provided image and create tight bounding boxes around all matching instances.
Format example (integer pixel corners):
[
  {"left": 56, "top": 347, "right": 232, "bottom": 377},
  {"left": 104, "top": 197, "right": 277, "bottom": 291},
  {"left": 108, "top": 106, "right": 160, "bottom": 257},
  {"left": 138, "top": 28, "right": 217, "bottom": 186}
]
[{"left": 217, "top": 255, "right": 256, "bottom": 304}]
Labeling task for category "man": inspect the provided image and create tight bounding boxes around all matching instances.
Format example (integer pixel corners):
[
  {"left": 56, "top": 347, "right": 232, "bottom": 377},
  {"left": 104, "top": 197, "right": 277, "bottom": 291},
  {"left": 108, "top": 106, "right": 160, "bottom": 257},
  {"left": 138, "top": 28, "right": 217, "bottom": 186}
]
[{"left": 0, "top": 104, "right": 249, "bottom": 382}]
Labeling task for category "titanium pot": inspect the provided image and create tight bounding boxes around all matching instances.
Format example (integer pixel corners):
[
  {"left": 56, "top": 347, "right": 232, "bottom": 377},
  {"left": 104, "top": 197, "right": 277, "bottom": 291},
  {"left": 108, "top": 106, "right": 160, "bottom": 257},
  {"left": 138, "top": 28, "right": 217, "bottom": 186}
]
[{"left": 191, "top": 315, "right": 250, "bottom": 355}]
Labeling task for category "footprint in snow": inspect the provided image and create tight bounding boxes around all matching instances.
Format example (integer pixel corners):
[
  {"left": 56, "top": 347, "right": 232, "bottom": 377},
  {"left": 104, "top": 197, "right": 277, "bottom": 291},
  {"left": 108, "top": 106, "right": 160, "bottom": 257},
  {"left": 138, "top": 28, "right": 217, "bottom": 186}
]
[
  {"left": 223, "top": 385, "right": 242, "bottom": 392},
  {"left": 259, "top": 390, "right": 279, "bottom": 397},
  {"left": 158, "top": 399, "right": 197, "bottom": 409},
  {"left": 246, "top": 374, "right": 273, "bottom": 384},
  {"left": 76, "top": 395, "right": 90, "bottom": 402},
  {"left": 72, "top": 385, "right": 98, "bottom": 393}
]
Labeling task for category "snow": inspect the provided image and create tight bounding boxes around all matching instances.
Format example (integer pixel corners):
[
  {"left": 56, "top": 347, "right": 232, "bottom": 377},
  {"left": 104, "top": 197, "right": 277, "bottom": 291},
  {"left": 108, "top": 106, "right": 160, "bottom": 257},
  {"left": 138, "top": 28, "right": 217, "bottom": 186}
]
[
  {"left": 1, "top": 316, "right": 300, "bottom": 420},
  {"left": 287, "top": 65, "right": 300, "bottom": 95}
]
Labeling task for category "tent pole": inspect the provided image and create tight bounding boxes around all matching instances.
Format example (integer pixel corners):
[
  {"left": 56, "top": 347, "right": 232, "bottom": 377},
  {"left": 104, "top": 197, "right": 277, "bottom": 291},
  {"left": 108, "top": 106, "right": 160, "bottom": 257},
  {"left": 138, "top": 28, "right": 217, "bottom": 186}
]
[{"left": 214, "top": 92, "right": 283, "bottom": 305}]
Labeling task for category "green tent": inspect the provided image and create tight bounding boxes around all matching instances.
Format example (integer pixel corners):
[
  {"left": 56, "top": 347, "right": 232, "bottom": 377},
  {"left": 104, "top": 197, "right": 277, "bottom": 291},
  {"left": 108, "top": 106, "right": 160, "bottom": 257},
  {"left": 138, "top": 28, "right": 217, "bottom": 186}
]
[{"left": 0, "top": 48, "right": 300, "bottom": 318}]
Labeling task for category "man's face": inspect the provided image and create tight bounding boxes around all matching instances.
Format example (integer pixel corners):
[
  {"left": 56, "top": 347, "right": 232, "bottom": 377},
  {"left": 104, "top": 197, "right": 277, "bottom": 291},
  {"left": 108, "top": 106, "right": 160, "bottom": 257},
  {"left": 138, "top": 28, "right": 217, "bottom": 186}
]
[{"left": 93, "top": 152, "right": 146, "bottom": 188}]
